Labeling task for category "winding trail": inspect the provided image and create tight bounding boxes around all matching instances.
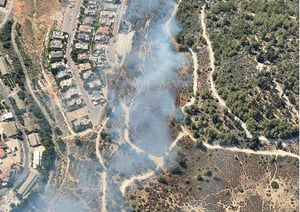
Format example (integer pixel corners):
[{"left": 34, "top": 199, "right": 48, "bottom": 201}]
[
  {"left": 274, "top": 80, "right": 299, "bottom": 120},
  {"left": 120, "top": 170, "right": 154, "bottom": 195},
  {"left": 120, "top": 102, "right": 165, "bottom": 168},
  {"left": 200, "top": 6, "right": 252, "bottom": 139},
  {"left": 185, "top": 48, "right": 198, "bottom": 107},
  {"left": 95, "top": 118, "right": 109, "bottom": 212},
  {"left": 181, "top": 126, "right": 299, "bottom": 159}
]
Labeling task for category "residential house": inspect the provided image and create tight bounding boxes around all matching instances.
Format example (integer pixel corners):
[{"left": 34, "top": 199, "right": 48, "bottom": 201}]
[
  {"left": 52, "top": 31, "right": 65, "bottom": 40},
  {"left": 64, "top": 88, "right": 79, "bottom": 99},
  {"left": 0, "top": 0, "right": 6, "bottom": 7},
  {"left": 72, "top": 117, "right": 92, "bottom": 132},
  {"left": 49, "top": 51, "right": 64, "bottom": 60},
  {"left": 77, "top": 53, "right": 89, "bottom": 62},
  {"left": 75, "top": 42, "right": 89, "bottom": 50},
  {"left": 0, "top": 56, "right": 9, "bottom": 76},
  {"left": 78, "top": 63, "right": 92, "bottom": 74},
  {"left": 79, "top": 25, "right": 93, "bottom": 34},
  {"left": 49, "top": 39, "right": 63, "bottom": 50},
  {"left": 77, "top": 33, "right": 90, "bottom": 42},
  {"left": 28, "top": 133, "right": 41, "bottom": 147}
]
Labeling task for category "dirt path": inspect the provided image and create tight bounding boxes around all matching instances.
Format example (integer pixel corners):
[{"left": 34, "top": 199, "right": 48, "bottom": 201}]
[
  {"left": 95, "top": 117, "right": 109, "bottom": 212},
  {"left": 120, "top": 170, "right": 154, "bottom": 195},
  {"left": 184, "top": 48, "right": 198, "bottom": 107},
  {"left": 11, "top": 22, "right": 55, "bottom": 127},
  {"left": 121, "top": 102, "right": 164, "bottom": 168},
  {"left": 199, "top": 6, "right": 252, "bottom": 139},
  {"left": 95, "top": 118, "right": 109, "bottom": 169},
  {"left": 181, "top": 126, "right": 299, "bottom": 159},
  {"left": 274, "top": 80, "right": 299, "bottom": 120},
  {"left": 101, "top": 172, "right": 107, "bottom": 212}
]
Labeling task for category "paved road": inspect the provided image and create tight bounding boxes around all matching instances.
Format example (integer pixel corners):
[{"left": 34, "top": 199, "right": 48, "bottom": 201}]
[{"left": 64, "top": 0, "right": 103, "bottom": 125}]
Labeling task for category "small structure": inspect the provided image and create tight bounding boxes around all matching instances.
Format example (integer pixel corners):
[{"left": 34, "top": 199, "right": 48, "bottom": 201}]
[
  {"left": 64, "top": 88, "right": 79, "bottom": 99},
  {"left": 0, "top": 167, "right": 10, "bottom": 185},
  {"left": 52, "top": 31, "right": 65, "bottom": 40},
  {"left": 50, "top": 61, "right": 66, "bottom": 72},
  {"left": 18, "top": 171, "right": 38, "bottom": 197},
  {"left": 82, "top": 70, "right": 93, "bottom": 80},
  {"left": 0, "top": 0, "right": 6, "bottom": 7},
  {"left": 67, "top": 98, "right": 83, "bottom": 111},
  {"left": 49, "top": 40, "right": 64, "bottom": 49},
  {"left": 0, "top": 148, "right": 5, "bottom": 159},
  {"left": 1, "top": 122, "right": 18, "bottom": 138},
  {"left": 60, "top": 78, "right": 73, "bottom": 89},
  {"left": 79, "top": 25, "right": 93, "bottom": 33},
  {"left": 78, "top": 63, "right": 92, "bottom": 73},
  {"left": 55, "top": 70, "right": 70, "bottom": 80},
  {"left": 87, "top": 80, "right": 101, "bottom": 89},
  {"left": 72, "top": 117, "right": 92, "bottom": 132},
  {"left": 77, "top": 33, "right": 90, "bottom": 42},
  {"left": 2, "top": 112, "right": 13, "bottom": 121},
  {"left": 0, "top": 56, "right": 9, "bottom": 76},
  {"left": 82, "top": 17, "right": 95, "bottom": 25},
  {"left": 77, "top": 53, "right": 89, "bottom": 62},
  {"left": 32, "top": 151, "right": 42, "bottom": 169},
  {"left": 49, "top": 51, "right": 64, "bottom": 60},
  {"left": 75, "top": 42, "right": 89, "bottom": 50},
  {"left": 28, "top": 133, "right": 41, "bottom": 147}
]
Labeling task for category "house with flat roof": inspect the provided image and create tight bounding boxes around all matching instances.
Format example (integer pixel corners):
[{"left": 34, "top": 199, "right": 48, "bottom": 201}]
[
  {"left": 1, "top": 122, "right": 18, "bottom": 138},
  {"left": 18, "top": 170, "right": 38, "bottom": 197},
  {"left": 49, "top": 51, "right": 64, "bottom": 60},
  {"left": 72, "top": 117, "right": 92, "bottom": 132},
  {"left": 50, "top": 61, "right": 66, "bottom": 73},
  {"left": 52, "top": 31, "right": 65, "bottom": 40},
  {"left": 79, "top": 25, "right": 93, "bottom": 33},
  {"left": 55, "top": 70, "right": 70, "bottom": 80},
  {"left": 0, "top": 0, "right": 7, "bottom": 7},
  {"left": 60, "top": 78, "right": 73, "bottom": 89},
  {"left": 28, "top": 133, "right": 41, "bottom": 147},
  {"left": 49, "top": 39, "right": 63, "bottom": 50},
  {"left": 82, "top": 17, "right": 95, "bottom": 25},
  {"left": 64, "top": 88, "right": 79, "bottom": 99},
  {"left": 32, "top": 151, "right": 42, "bottom": 169},
  {"left": 77, "top": 33, "right": 90, "bottom": 42},
  {"left": 2, "top": 112, "right": 13, "bottom": 121},
  {"left": 75, "top": 42, "right": 89, "bottom": 50},
  {"left": 82, "top": 70, "right": 93, "bottom": 80},
  {"left": 0, "top": 56, "right": 9, "bottom": 76},
  {"left": 78, "top": 63, "right": 92, "bottom": 73},
  {"left": 87, "top": 80, "right": 101, "bottom": 90},
  {"left": 78, "top": 53, "right": 89, "bottom": 62},
  {"left": 67, "top": 98, "right": 83, "bottom": 111}
]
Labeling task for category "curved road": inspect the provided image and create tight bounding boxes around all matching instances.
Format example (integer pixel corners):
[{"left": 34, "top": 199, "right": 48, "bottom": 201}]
[{"left": 200, "top": 6, "right": 253, "bottom": 139}]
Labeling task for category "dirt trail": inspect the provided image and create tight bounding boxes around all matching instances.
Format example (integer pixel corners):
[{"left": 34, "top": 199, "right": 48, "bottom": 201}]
[
  {"left": 120, "top": 170, "right": 154, "bottom": 195},
  {"left": 200, "top": 6, "right": 252, "bottom": 139},
  {"left": 121, "top": 102, "right": 165, "bottom": 168},
  {"left": 274, "top": 80, "right": 299, "bottom": 119},
  {"left": 181, "top": 126, "right": 299, "bottom": 159},
  {"left": 184, "top": 48, "right": 198, "bottom": 107},
  {"left": 101, "top": 172, "right": 107, "bottom": 212},
  {"left": 11, "top": 22, "right": 55, "bottom": 127},
  {"left": 95, "top": 117, "right": 109, "bottom": 212},
  {"left": 95, "top": 118, "right": 108, "bottom": 169}
]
